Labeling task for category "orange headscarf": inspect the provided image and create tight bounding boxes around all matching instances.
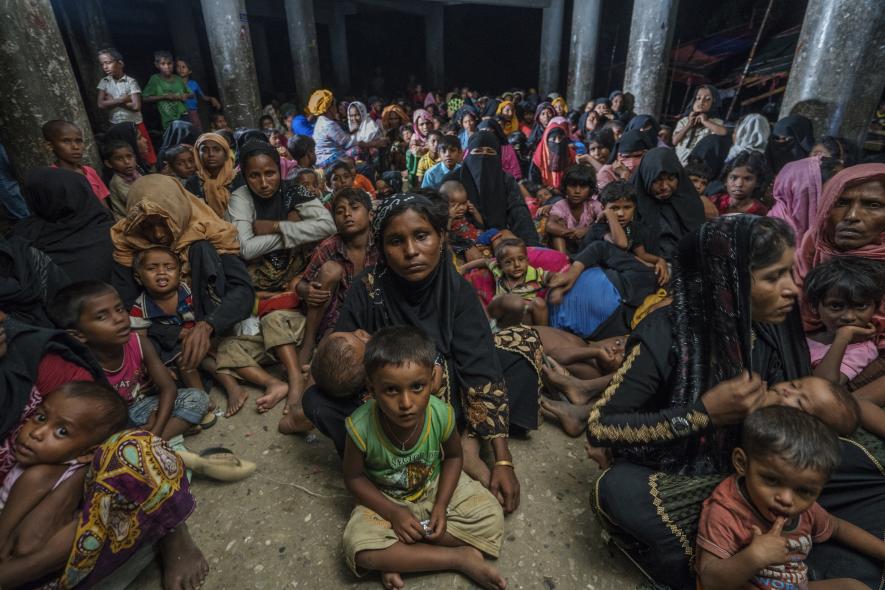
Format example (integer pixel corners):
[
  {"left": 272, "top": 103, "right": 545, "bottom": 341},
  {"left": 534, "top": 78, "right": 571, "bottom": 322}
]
[
  {"left": 496, "top": 100, "right": 519, "bottom": 135},
  {"left": 110, "top": 174, "right": 240, "bottom": 276},
  {"left": 795, "top": 163, "right": 885, "bottom": 347},
  {"left": 531, "top": 119, "right": 576, "bottom": 190},
  {"left": 193, "top": 133, "right": 236, "bottom": 218},
  {"left": 381, "top": 105, "right": 408, "bottom": 132}
]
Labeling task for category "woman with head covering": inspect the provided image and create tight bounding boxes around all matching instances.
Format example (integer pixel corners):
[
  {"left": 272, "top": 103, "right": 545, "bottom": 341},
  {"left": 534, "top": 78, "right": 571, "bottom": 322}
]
[
  {"left": 302, "top": 194, "right": 546, "bottom": 514},
  {"left": 529, "top": 118, "right": 575, "bottom": 189},
  {"left": 345, "top": 100, "right": 385, "bottom": 159},
  {"left": 106, "top": 121, "right": 154, "bottom": 174},
  {"left": 631, "top": 147, "right": 705, "bottom": 261},
  {"left": 409, "top": 108, "right": 434, "bottom": 157},
  {"left": 594, "top": 129, "right": 649, "bottom": 191},
  {"left": 766, "top": 114, "right": 815, "bottom": 173},
  {"left": 767, "top": 155, "right": 824, "bottom": 244},
  {"left": 496, "top": 100, "right": 519, "bottom": 135},
  {"left": 14, "top": 167, "right": 114, "bottom": 283},
  {"left": 673, "top": 84, "right": 728, "bottom": 164},
  {"left": 478, "top": 118, "right": 522, "bottom": 180},
  {"left": 444, "top": 133, "right": 540, "bottom": 246},
  {"left": 576, "top": 109, "right": 602, "bottom": 144},
  {"left": 551, "top": 96, "right": 568, "bottom": 117},
  {"left": 221, "top": 141, "right": 335, "bottom": 431},
  {"left": 184, "top": 132, "right": 243, "bottom": 217},
  {"left": 482, "top": 97, "right": 502, "bottom": 119},
  {"left": 725, "top": 113, "right": 770, "bottom": 162},
  {"left": 527, "top": 102, "right": 556, "bottom": 152},
  {"left": 307, "top": 89, "right": 360, "bottom": 168},
  {"left": 455, "top": 104, "right": 481, "bottom": 150},
  {"left": 0, "top": 315, "right": 206, "bottom": 589},
  {"left": 111, "top": 175, "right": 254, "bottom": 373},
  {"left": 624, "top": 114, "right": 663, "bottom": 149}
]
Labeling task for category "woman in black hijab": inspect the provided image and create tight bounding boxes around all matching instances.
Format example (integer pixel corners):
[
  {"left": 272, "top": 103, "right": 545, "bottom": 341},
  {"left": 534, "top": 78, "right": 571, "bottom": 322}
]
[
  {"left": 766, "top": 114, "right": 815, "bottom": 173},
  {"left": 631, "top": 147, "right": 705, "bottom": 261},
  {"left": 527, "top": 101, "right": 556, "bottom": 152},
  {"left": 14, "top": 167, "right": 115, "bottom": 283},
  {"left": 624, "top": 114, "right": 661, "bottom": 150},
  {"left": 444, "top": 132, "right": 540, "bottom": 245}
]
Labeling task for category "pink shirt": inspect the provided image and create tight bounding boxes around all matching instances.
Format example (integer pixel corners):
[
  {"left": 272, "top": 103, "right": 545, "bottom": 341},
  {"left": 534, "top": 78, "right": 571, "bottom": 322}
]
[
  {"left": 550, "top": 198, "right": 600, "bottom": 230},
  {"left": 51, "top": 164, "right": 110, "bottom": 201},
  {"left": 0, "top": 461, "right": 85, "bottom": 510},
  {"left": 807, "top": 337, "right": 879, "bottom": 380},
  {"left": 105, "top": 332, "right": 147, "bottom": 404}
]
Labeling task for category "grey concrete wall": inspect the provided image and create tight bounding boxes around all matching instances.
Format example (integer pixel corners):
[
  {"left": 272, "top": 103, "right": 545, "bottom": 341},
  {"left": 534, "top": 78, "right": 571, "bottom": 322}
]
[{"left": 622, "top": 0, "right": 679, "bottom": 118}]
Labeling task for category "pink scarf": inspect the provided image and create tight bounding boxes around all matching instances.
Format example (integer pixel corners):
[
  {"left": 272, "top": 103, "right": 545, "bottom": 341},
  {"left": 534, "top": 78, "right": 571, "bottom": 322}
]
[{"left": 767, "top": 156, "right": 822, "bottom": 244}]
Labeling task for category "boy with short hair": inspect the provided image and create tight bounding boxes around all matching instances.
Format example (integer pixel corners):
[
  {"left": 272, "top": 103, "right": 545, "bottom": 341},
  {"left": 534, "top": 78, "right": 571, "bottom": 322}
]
[
  {"left": 422, "top": 135, "right": 463, "bottom": 189},
  {"left": 342, "top": 326, "right": 506, "bottom": 590},
  {"left": 696, "top": 406, "right": 883, "bottom": 590},
  {"left": 684, "top": 156, "right": 714, "bottom": 196},
  {"left": 42, "top": 119, "right": 109, "bottom": 203},
  {"left": 416, "top": 130, "right": 444, "bottom": 186},
  {"left": 297, "top": 188, "right": 377, "bottom": 366},
  {"left": 587, "top": 180, "right": 669, "bottom": 286},
  {"left": 175, "top": 58, "right": 221, "bottom": 133},
  {"left": 143, "top": 50, "right": 191, "bottom": 130}
]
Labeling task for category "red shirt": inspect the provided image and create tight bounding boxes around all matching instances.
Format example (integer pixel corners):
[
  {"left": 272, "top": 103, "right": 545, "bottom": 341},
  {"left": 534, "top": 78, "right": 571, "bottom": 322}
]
[
  {"left": 711, "top": 193, "right": 769, "bottom": 216},
  {"left": 51, "top": 164, "right": 110, "bottom": 201}
]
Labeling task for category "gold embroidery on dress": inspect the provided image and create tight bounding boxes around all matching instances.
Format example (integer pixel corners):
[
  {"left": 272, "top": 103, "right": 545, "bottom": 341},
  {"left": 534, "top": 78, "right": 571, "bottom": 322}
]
[{"left": 649, "top": 472, "right": 694, "bottom": 558}]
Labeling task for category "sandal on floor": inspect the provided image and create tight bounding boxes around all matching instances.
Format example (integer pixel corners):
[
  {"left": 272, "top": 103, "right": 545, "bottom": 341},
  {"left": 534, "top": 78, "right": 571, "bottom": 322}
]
[
  {"left": 178, "top": 447, "right": 256, "bottom": 482},
  {"left": 183, "top": 411, "right": 218, "bottom": 437}
]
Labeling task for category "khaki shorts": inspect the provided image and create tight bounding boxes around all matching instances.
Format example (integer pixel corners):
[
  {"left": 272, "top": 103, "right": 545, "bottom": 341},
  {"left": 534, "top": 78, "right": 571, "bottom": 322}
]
[
  {"left": 342, "top": 472, "right": 504, "bottom": 575},
  {"left": 215, "top": 309, "right": 306, "bottom": 375}
]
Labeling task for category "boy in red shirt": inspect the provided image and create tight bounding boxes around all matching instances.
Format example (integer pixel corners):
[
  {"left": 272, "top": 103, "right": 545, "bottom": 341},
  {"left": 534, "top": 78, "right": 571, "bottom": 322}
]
[{"left": 42, "top": 120, "right": 109, "bottom": 203}]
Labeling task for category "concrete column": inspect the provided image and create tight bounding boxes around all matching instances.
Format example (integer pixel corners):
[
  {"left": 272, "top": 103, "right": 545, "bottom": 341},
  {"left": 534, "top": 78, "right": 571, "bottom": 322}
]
[
  {"left": 623, "top": 0, "right": 680, "bottom": 118},
  {"left": 329, "top": 1, "right": 351, "bottom": 94},
  {"left": 779, "top": 0, "right": 885, "bottom": 152},
  {"left": 166, "top": 0, "right": 210, "bottom": 90},
  {"left": 53, "top": 0, "right": 111, "bottom": 129},
  {"left": 199, "top": 0, "right": 262, "bottom": 128},
  {"left": 538, "top": 0, "right": 564, "bottom": 96},
  {"left": 250, "top": 20, "right": 275, "bottom": 97},
  {"left": 284, "top": 0, "right": 322, "bottom": 109},
  {"left": 0, "top": 0, "right": 98, "bottom": 177},
  {"left": 565, "top": 0, "right": 602, "bottom": 109},
  {"left": 424, "top": 4, "right": 444, "bottom": 91}
]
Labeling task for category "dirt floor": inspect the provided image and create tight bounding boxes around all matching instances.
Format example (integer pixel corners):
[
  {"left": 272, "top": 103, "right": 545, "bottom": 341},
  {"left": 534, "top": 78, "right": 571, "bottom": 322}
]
[{"left": 127, "top": 385, "right": 650, "bottom": 590}]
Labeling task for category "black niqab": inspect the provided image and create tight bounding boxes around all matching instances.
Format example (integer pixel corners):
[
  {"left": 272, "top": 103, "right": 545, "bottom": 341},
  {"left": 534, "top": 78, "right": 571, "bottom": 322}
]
[
  {"left": 766, "top": 115, "right": 815, "bottom": 173},
  {"left": 457, "top": 132, "right": 508, "bottom": 228}
]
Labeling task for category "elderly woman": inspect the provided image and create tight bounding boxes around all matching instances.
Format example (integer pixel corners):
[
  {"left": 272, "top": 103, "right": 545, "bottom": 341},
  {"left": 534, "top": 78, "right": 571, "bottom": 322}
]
[
  {"left": 796, "top": 164, "right": 885, "bottom": 400},
  {"left": 303, "top": 194, "right": 546, "bottom": 514},
  {"left": 344, "top": 100, "right": 387, "bottom": 165},
  {"left": 222, "top": 141, "right": 335, "bottom": 432},
  {"left": 725, "top": 113, "right": 771, "bottom": 162},
  {"left": 309, "top": 89, "right": 362, "bottom": 168},
  {"left": 673, "top": 85, "right": 728, "bottom": 164},
  {"left": 588, "top": 215, "right": 885, "bottom": 588}
]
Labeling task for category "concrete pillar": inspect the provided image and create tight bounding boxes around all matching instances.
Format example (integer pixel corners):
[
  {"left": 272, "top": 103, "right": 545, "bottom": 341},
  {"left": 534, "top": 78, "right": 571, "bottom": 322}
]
[
  {"left": 199, "top": 0, "right": 262, "bottom": 128},
  {"left": 166, "top": 0, "right": 210, "bottom": 91},
  {"left": 424, "top": 4, "right": 444, "bottom": 91},
  {"left": 565, "top": 0, "right": 602, "bottom": 109},
  {"left": 284, "top": 0, "right": 322, "bottom": 109},
  {"left": 329, "top": 1, "right": 351, "bottom": 94},
  {"left": 53, "top": 0, "right": 111, "bottom": 129},
  {"left": 250, "top": 20, "right": 275, "bottom": 98},
  {"left": 538, "top": 0, "right": 564, "bottom": 96},
  {"left": 0, "top": 0, "right": 98, "bottom": 177},
  {"left": 779, "top": 0, "right": 885, "bottom": 152},
  {"left": 623, "top": 0, "right": 680, "bottom": 118}
]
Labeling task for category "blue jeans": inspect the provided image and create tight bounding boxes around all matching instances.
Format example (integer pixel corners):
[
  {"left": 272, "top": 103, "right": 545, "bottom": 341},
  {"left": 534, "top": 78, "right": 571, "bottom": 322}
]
[{"left": 128, "top": 388, "right": 209, "bottom": 426}]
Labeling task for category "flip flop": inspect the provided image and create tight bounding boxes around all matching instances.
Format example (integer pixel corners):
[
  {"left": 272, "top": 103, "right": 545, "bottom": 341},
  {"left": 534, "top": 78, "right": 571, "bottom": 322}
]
[
  {"left": 183, "top": 411, "right": 218, "bottom": 437},
  {"left": 177, "top": 447, "right": 256, "bottom": 482}
]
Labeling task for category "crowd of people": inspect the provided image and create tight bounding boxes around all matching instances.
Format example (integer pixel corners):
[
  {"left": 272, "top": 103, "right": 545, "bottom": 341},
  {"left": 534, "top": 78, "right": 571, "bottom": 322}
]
[{"left": 0, "top": 43, "right": 884, "bottom": 590}]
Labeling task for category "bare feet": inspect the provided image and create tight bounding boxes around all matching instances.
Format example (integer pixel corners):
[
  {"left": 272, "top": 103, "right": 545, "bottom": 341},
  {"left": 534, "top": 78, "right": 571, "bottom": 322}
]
[
  {"left": 224, "top": 383, "right": 249, "bottom": 417},
  {"left": 161, "top": 525, "right": 208, "bottom": 590},
  {"left": 461, "top": 436, "right": 491, "bottom": 487},
  {"left": 456, "top": 546, "right": 507, "bottom": 590},
  {"left": 255, "top": 380, "right": 288, "bottom": 413},
  {"left": 381, "top": 571, "right": 405, "bottom": 589},
  {"left": 541, "top": 365, "right": 602, "bottom": 406},
  {"left": 278, "top": 402, "right": 315, "bottom": 434},
  {"left": 540, "top": 397, "right": 589, "bottom": 437}
]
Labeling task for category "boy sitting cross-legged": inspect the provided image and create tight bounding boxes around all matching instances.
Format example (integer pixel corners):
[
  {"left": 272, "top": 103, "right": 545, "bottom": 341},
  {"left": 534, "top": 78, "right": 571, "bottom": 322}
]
[{"left": 342, "top": 326, "right": 506, "bottom": 590}]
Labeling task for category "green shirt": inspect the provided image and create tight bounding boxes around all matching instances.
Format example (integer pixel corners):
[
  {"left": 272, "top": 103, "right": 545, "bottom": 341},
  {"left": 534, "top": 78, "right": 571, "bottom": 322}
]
[
  {"left": 143, "top": 74, "right": 189, "bottom": 129},
  {"left": 346, "top": 395, "right": 455, "bottom": 502}
]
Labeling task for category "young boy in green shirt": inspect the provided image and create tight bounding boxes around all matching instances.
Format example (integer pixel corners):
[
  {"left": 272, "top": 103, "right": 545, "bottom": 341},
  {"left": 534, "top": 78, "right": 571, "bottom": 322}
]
[
  {"left": 342, "top": 326, "right": 506, "bottom": 590},
  {"left": 142, "top": 50, "right": 190, "bottom": 130}
]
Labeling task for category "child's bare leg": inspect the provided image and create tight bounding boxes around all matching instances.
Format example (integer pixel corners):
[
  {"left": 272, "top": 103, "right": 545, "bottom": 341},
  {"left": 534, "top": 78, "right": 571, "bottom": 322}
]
[
  {"left": 0, "top": 520, "right": 76, "bottom": 588},
  {"left": 541, "top": 365, "right": 611, "bottom": 406},
  {"left": 808, "top": 580, "right": 868, "bottom": 590},
  {"left": 529, "top": 297, "right": 548, "bottom": 326},
  {"left": 540, "top": 397, "right": 593, "bottom": 437},
  {"left": 177, "top": 358, "right": 204, "bottom": 391},
  {"left": 203, "top": 356, "right": 248, "bottom": 417},
  {"left": 551, "top": 236, "right": 567, "bottom": 253},
  {"left": 461, "top": 435, "right": 491, "bottom": 488},
  {"left": 298, "top": 261, "right": 344, "bottom": 366},
  {"left": 275, "top": 343, "right": 313, "bottom": 434},
  {"left": 356, "top": 544, "right": 505, "bottom": 590},
  {"left": 239, "top": 366, "right": 289, "bottom": 413},
  {"left": 161, "top": 524, "right": 209, "bottom": 590}
]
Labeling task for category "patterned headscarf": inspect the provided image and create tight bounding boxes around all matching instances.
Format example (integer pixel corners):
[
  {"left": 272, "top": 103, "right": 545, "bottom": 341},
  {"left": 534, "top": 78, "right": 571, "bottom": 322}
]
[{"left": 306, "top": 89, "right": 334, "bottom": 116}]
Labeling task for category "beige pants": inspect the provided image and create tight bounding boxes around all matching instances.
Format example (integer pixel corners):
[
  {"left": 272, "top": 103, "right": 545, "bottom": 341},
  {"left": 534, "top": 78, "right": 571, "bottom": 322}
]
[
  {"left": 215, "top": 309, "right": 305, "bottom": 375},
  {"left": 342, "top": 472, "right": 504, "bottom": 575}
]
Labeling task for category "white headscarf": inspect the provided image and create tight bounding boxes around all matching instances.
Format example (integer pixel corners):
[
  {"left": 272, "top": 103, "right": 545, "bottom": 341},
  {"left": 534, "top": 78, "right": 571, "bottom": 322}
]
[
  {"left": 726, "top": 113, "right": 771, "bottom": 161},
  {"left": 347, "top": 101, "right": 382, "bottom": 143}
]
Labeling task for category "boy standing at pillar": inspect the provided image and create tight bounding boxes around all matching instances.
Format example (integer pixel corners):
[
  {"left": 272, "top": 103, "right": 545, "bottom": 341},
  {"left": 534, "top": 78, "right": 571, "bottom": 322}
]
[{"left": 143, "top": 51, "right": 191, "bottom": 131}]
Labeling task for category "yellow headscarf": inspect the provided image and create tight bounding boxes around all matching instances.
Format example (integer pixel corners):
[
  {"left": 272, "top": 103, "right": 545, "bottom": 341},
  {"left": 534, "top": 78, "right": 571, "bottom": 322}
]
[
  {"left": 193, "top": 133, "right": 236, "bottom": 218},
  {"left": 552, "top": 96, "right": 569, "bottom": 115},
  {"left": 110, "top": 174, "right": 240, "bottom": 276},
  {"left": 496, "top": 100, "right": 519, "bottom": 135},
  {"left": 306, "top": 89, "right": 334, "bottom": 117}
]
